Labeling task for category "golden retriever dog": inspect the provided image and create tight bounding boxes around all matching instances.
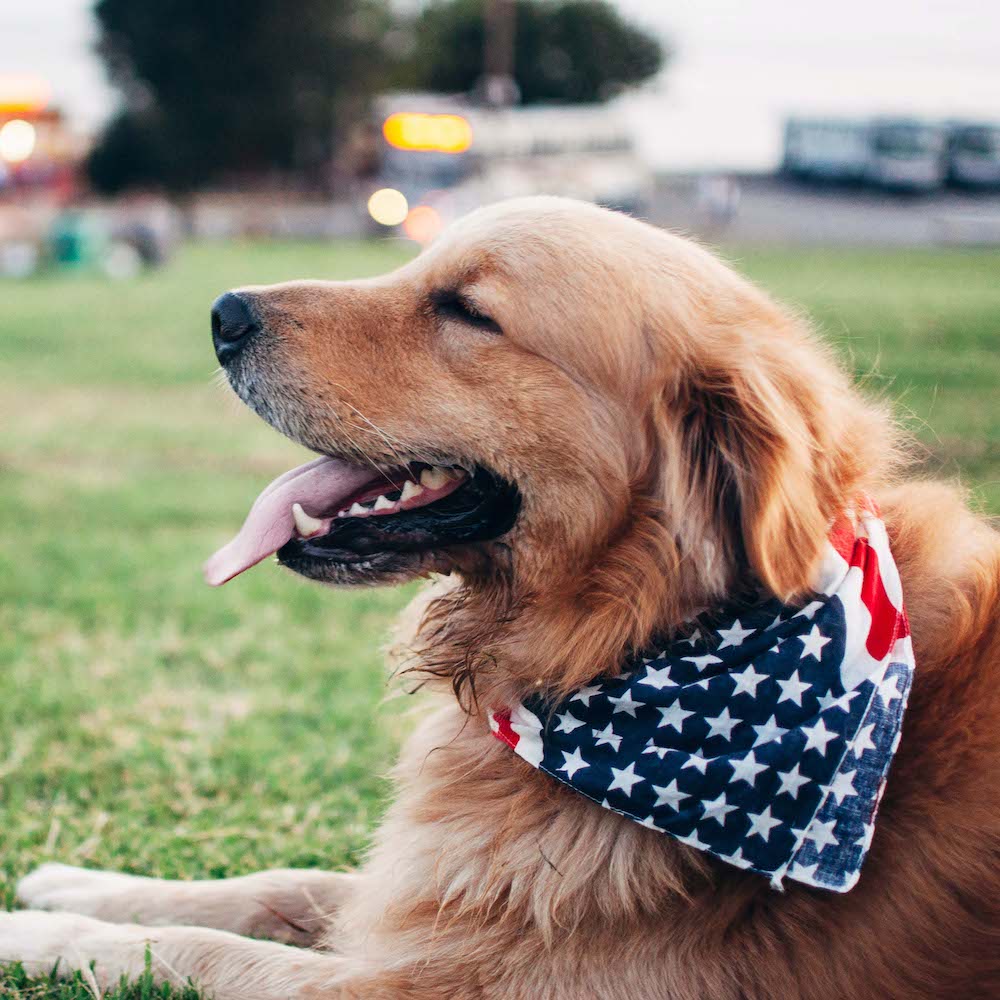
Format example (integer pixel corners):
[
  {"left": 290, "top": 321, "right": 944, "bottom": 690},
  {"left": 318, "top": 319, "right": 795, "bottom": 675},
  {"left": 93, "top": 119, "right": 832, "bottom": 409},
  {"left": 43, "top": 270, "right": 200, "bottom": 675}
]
[{"left": 3, "top": 197, "right": 1000, "bottom": 999}]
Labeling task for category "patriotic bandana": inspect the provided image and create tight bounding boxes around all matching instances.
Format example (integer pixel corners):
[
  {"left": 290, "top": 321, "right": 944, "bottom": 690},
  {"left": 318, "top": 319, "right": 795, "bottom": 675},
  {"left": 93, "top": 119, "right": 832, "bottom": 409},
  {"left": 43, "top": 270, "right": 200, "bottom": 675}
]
[{"left": 490, "top": 502, "right": 914, "bottom": 892}]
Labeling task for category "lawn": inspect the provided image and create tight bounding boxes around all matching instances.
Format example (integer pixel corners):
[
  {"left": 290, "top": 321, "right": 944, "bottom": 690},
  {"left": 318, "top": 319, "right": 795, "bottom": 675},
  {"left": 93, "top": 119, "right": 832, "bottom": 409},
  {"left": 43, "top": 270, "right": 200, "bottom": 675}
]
[{"left": 1, "top": 238, "right": 998, "bottom": 998}]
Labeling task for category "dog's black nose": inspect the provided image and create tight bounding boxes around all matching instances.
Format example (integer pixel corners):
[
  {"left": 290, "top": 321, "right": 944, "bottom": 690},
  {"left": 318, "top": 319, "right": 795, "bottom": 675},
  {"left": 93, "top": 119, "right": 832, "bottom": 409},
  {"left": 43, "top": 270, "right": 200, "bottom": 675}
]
[{"left": 211, "top": 292, "right": 259, "bottom": 364}]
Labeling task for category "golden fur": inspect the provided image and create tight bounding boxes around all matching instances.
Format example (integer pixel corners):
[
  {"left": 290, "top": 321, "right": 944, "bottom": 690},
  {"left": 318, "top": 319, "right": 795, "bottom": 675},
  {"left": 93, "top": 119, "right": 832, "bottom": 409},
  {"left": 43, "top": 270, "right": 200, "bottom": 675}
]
[{"left": 6, "top": 197, "right": 1000, "bottom": 998}]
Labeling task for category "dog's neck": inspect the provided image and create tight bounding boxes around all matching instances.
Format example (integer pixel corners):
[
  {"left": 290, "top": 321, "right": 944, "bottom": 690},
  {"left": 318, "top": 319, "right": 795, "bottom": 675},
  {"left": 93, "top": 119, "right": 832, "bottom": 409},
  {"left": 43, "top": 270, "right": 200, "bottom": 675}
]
[{"left": 412, "top": 502, "right": 733, "bottom": 712}]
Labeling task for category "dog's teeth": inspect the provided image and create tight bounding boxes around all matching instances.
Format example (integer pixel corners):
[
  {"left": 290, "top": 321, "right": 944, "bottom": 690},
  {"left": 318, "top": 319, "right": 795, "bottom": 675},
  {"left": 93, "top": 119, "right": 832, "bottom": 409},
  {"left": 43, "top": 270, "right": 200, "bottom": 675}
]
[
  {"left": 349, "top": 502, "right": 367, "bottom": 517},
  {"left": 420, "top": 467, "right": 449, "bottom": 490},
  {"left": 400, "top": 480, "right": 423, "bottom": 501},
  {"left": 291, "top": 502, "right": 324, "bottom": 537},
  {"left": 373, "top": 494, "right": 395, "bottom": 511}
]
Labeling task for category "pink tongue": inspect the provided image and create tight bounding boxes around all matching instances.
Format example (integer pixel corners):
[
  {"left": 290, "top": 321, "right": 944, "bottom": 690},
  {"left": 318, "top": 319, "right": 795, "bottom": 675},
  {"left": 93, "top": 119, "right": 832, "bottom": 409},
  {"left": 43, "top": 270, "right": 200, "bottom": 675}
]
[{"left": 204, "top": 456, "right": 377, "bottom": 586}]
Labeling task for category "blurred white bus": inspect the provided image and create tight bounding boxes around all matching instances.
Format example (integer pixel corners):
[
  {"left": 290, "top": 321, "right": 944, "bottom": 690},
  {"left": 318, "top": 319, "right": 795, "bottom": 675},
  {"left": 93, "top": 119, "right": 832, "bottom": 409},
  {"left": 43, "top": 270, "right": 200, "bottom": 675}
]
[
  {"left": 865, "top": 118, "right": 948, "bottom": 192},
  {"left": 366, "top": 94, "right": 653, "bottom": 240},
  {"left": 947, "top": 122, "right": 1000, "bottom": 189},
  {"left": 782, "top": 116, "right": 950, "bottom": 192},
  {"left": 782, "top": 118, "right": 869, "bottom": 183}
]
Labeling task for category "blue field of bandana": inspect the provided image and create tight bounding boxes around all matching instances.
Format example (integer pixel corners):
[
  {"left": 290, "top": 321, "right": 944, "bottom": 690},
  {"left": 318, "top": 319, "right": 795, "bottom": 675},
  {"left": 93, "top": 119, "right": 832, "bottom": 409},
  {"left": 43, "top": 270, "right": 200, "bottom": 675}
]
[{"left": 517, "top": 593, "right": 912, "bottom": 892}]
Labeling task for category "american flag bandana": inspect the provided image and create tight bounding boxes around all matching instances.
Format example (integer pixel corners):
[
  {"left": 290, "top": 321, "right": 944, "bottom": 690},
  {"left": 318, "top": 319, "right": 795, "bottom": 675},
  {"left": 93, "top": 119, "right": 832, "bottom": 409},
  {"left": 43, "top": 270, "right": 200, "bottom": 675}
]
[{"left": 490, "top": 502, "right": 913, "bottom": 892}]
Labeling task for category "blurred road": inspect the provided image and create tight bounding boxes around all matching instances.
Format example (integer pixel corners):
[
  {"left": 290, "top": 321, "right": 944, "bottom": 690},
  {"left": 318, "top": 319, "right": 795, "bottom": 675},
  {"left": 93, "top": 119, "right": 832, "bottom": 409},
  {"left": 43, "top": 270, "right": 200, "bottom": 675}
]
[{"left": 652, "top": 176, "right": 1000, "bottom": 246}]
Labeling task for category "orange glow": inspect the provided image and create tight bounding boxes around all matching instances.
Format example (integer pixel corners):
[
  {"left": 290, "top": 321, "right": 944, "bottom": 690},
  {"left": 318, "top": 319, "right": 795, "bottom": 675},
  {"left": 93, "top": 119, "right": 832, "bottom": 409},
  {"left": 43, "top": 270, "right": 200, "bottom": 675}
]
[
  {"left": 382, "top": 113, "right": 472, "bottom": 154},
  {"left": 403, "top": 205, "right": 443, "bottom": 244},
  {"left": 0, "top": 73, "right": 51, "bottom": 114}
]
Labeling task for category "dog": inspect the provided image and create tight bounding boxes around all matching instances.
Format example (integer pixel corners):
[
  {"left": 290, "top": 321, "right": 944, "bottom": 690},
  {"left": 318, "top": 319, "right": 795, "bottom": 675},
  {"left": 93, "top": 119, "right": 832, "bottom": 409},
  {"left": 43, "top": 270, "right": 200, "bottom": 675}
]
[{"left": 3, "top": 197, "right": 999, "bottom": 999}]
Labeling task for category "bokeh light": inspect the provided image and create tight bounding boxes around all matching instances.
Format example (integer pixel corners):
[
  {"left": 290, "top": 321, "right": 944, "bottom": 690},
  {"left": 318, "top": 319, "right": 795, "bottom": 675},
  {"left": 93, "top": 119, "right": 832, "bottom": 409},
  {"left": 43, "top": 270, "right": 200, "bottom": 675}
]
[
  {"left": 382, "top": 113, "right": 472, "bottom": 154},
  {"left": 403, "top": 205, "right": 443, "bottom": 244},
  {"left": 367, "top": 187, "right": 409, "bottom": 226},
  {"left": 0, "top": 119, "right": 37, "bottom": 164},
  {"left": 0, "top": 73, "right": 51, "bottom": 114}
]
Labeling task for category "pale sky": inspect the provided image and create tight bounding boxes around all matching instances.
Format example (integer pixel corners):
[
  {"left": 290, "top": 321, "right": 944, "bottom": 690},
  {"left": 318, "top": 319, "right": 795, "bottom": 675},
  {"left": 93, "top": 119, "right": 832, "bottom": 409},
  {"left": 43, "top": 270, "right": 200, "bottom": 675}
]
[
  {"left": 2, "top": 0, "right": 999, "bottom": 170},
  {"left": 615, "top": 0, "right": 1000, "bottom": 169}
]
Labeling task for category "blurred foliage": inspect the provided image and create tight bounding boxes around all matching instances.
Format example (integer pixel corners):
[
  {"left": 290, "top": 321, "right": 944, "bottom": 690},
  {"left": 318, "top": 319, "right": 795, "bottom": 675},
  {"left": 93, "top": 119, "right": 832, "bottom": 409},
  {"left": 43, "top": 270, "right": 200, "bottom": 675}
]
[
  {"left": 85, "top": 0, "right": 664, "bottom": 192},
  {"left": 86, "top": 0, "right": 391, "bottom": 193},
  {"left": 398, "top": 0, "right": 665, "bottom": 104}
]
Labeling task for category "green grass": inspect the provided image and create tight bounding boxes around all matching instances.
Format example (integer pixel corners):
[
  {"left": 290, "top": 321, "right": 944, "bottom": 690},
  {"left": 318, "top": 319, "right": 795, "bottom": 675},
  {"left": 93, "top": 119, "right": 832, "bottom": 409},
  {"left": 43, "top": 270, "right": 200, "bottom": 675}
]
[
  {"left": 1, "top": 238, "right": 998, "bottom": 998},
  {"left": 730, "top": 246, "right": 1000, "bottom": 511}
]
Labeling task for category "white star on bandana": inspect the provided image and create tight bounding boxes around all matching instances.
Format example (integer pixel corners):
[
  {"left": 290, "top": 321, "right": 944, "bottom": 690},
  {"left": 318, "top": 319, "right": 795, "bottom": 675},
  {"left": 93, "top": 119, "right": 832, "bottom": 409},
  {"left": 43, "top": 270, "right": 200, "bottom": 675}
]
[
  {"left": 802, "top": 717, "right": 838, "bottom": 755},
  {"left": 554, "top": 711, "right": 585, "bottom": 734},
  {"left": 877, "top": 672, "right": 902, "bottom": 707},
  {"left": 608, "top": 762, "right": 645, "bottom": 796},
  {"left": 702, "top": 791, "right": 738, "bottom": 824},
  {"left": 640, "top": 663, "right": 677, "bottom": 691},
  {"left": 752, "top": 715, "right": 789, "bottom": 747},
  {"left": 776, "top": 762, "right": 811, "bottom": 799},
  {"left": 827, "top": 769, "right": 858, "bottom": 805},
  {"left": 802, "top": 818, "right": 839, "bottom": 851},
  {"left": 730, "top": 663, "right": 768, "bottom": 698},
  {"left": 557, "top": 747, "right": 589, "bottom": 779},
  {"left": 746, "top": 805, "right": 783, "bottom": 842},
  {"left": 593, "top": 722, "right": 622, "bottom": 751},
  {"left": 571, "top": 684, "right": 603, "bottom": 707},
  {"left": 704, "top": 707, "right": 740, "bottom": 740},
  {"left": 717, "top": 619, "right": 755, "bottom": 649},
  {"left": 729, "top": 750, "right": 769, "bottom": 786},
  {"left": 608, "top": 692, "right": 643, "bottom": 717},
  {"left": 798, "top": 625, "right": 832, "bottom": 661},
  {"left": 658, "top": 701, "right": 694, "bottom": 732},
  {"left": 683, "top": 653, "right": 723, "bottom": 671},
  {"left": 682, "top": 753, "right": 710, "bottom": 774},
  {"left": 776, "top": 670, "right": 811, "bottom": 706},
  {"left": 653, "top": 779, "right": 688, "bottom": 810}
]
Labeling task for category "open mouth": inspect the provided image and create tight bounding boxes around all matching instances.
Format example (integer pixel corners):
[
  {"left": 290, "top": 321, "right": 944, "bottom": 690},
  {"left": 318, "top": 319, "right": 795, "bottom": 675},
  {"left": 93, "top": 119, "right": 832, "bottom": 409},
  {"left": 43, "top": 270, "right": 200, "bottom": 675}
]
[{"left": 204, "top": 455, "right": 520, "bottom": 586}]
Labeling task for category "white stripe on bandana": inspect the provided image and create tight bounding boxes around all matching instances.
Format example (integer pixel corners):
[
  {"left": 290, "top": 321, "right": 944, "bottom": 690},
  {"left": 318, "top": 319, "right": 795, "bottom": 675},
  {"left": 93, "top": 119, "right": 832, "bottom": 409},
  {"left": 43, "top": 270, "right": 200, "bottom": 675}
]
[{"left": 490, "top": 502, "right": 913, "bottom": 892}]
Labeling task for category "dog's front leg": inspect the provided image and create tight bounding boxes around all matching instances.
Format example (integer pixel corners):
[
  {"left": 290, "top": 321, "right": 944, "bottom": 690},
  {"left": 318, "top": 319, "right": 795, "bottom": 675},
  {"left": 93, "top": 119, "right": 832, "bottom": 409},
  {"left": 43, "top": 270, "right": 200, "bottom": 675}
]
[
  {"left": 0, "top": 910, "right": 348, "bottom": 999},
  {"left": 17, "top": 864, "right": 358, "bottom": 946}
]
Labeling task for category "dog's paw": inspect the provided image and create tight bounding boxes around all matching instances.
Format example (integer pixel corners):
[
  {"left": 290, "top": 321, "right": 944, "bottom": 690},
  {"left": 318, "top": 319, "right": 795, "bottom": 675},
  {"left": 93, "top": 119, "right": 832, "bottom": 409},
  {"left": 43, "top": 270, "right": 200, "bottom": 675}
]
[
  {"left": 18, "top": 863, "right": 137, "bottom": 915},
  {"left": 0, "top": 910, "right": 107, "bottom": 978}
]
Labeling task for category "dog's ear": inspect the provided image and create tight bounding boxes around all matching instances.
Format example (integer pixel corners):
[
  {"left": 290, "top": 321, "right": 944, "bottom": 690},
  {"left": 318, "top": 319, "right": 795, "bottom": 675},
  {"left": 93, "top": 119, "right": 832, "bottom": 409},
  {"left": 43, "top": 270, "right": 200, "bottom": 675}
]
[
  {"left": 691, "top": 349, "right": 827, "bottom": 599},
  {"left": 658, "top": 313, "right": 870, "bottom": 602}
]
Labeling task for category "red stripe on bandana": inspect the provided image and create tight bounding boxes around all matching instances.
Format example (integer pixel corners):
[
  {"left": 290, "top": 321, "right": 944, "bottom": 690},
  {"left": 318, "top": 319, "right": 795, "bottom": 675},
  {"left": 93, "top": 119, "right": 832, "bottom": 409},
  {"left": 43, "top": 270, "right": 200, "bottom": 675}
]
[
  {"left": 491, "top": 711, "right": 520, "bottom": 750},
  {"left": 849, "top": 537, "right": 908, "bottom": 659},
  {"left": 828, "top": 513, "right": 857, "bottom": 562}
]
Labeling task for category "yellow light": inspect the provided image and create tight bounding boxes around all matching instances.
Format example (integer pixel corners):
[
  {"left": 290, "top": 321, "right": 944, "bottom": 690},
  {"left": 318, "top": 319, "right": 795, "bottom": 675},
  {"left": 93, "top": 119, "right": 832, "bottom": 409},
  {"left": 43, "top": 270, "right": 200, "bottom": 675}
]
[
  {"left": 403, "top": 205, "right": 443, "bottom": 245},
  {"left": 382, "top": 113, "right": 472, "bottom": 154},
  {"left": 0, "top": 73, "right": 51, "bottom": 114},
  {"left": 367, "top": 188, "right": 409, "bottom": 227},
  {"left": 0, "top": 119, "right": 36, "bottom": 164}
]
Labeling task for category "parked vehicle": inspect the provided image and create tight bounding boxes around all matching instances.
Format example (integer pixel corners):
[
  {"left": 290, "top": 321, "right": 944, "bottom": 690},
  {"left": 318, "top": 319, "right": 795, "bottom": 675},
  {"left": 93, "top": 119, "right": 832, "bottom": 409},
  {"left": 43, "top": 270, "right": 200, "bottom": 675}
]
[
  {"left": 366, "top": 93, "right": 653, "bottom": 240},
  {"left": 781, "top": 115, "right": 996, "bottom": 194},
  {"left": 865, "top": 118, "right": 948, "bottom": 192},
  {"left": 947, "top": 121, "right": 1000, "bottom": 189},
  {"left": 782, "top": 118, "right": 869, "bottom": 183}
]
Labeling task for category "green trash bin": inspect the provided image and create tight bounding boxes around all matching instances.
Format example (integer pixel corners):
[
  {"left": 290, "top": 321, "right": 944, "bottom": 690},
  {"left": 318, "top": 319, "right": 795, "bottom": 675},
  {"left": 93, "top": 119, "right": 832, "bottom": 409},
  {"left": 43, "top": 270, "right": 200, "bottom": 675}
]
[{"left": 48, "top": 211, "right": 104, "bottom": 271}]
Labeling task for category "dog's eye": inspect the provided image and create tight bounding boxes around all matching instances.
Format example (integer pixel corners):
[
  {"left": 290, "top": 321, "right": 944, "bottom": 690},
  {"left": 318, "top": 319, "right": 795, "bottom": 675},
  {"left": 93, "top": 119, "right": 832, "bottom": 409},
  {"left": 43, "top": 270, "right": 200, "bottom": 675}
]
[{"left": 430, "top": 291, "right": 502, "bottom": 335}]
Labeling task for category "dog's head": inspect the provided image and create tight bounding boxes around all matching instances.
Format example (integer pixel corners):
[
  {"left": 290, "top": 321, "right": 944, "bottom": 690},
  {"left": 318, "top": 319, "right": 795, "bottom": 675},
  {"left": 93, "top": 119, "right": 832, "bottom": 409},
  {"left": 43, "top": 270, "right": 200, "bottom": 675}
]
[{"left": 207, "top": 197, "right": 893, "bottom": 694}]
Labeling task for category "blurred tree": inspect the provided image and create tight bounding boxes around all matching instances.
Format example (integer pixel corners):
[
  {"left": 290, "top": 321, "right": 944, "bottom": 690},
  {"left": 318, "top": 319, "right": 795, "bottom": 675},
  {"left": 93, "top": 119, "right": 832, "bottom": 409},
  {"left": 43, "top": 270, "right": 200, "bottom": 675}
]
[
  {"left": 87, "top": 0, "right": 390, "bottom": 193},
  {"left": 398, "top": 0, "right": 665, "bottom": 105}
]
